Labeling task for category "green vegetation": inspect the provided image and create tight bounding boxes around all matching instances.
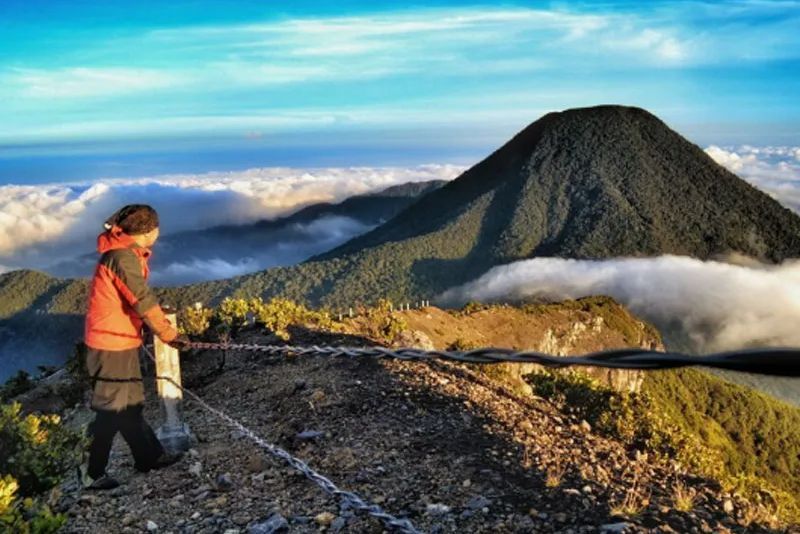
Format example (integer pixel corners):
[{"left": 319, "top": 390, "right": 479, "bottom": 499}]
[
  {"left": 0, "top": 403, "right": 84, "bottom": 495},
  {"left": 179, "top": 304, "right": 215, "bottom": 337},
  {"left": 216, "top": 297, "right": 253, "bottom": 334},
  {"left": 0, "top": 403, "right": 85, "bottom": 533},
  {"left": 359, "top": 298, "right": 407, "bottom": 343},
  {"left": 0, "top": 270, "right": 63, "bottom": 320},
  {"left": 643, "top": 369, "right": 800, "bottom": 497},
  {"left": 0, "top": 476, "right": 65, "bottom": 534},
  {"left": 251, "top": 297, "right": 336, "bottom": 340},
  {"left": 526, "top": 368, "right": 800, "bottom": 524},
  {"left": 176, "top": 297, "right": 416, "bottom": 344},
  {"left": 178, "top": 297, "right": 340, "bottom": 341},
  {"left": 524, "top": 296, "right": 662, "bottom": 346}
]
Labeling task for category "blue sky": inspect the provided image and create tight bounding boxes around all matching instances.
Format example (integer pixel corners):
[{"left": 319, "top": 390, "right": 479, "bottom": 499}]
[{"left": 1, "top": 0, "right": 799, "bottom": 181}]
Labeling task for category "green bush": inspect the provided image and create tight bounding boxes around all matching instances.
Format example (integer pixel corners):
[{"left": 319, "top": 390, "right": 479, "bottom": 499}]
[
  {"left": 643, "top": 369, "right": 800, "bottom": 519},
  {"left": 179, "top": 303, "right": 215, "bottom": 336},
  {"left": 216, "top": 297, "right": 252, "bottom": 332},
  {"left": 0, "top": 403, "right": 83, "bottom": 533},
  {"left": 0, "top": 403, "right": 84, "bottom": 496},
  {"left": 362, "top": 299, "right": 406, "bottom": 343},
  {"left": 252, "top": 297, "right": 336, "bottom": 340},
  {"left": 0, "top": 475, "right": 64, "bottom": 534}
]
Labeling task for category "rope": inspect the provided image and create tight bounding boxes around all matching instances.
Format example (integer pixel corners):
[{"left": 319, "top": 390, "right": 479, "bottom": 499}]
[
  {"left": 186, "top": 342, "right": 800, "bottom": 377},
  {"left": 141, "top": 345, "right": 422, "bottom": 534}
]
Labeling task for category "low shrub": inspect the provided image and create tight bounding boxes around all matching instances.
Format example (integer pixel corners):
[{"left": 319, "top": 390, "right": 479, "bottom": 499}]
[
  {"left": 362, "top": 299, "right": 406, "bottom": 343},
  {"left": 0, "top": 475, "right": 64, "bottom": 533},
  {"left": 216, "top": 297, "right": 252, "bottom": 333},
  {"left": 0, "top": 402, "right": 84, "bottom": 533},
  {"left": 179, "top": 303, "right": 215, "bottom": 337},
  {"left": 0, "top": 403, "right": 83, "bottom": 496}
]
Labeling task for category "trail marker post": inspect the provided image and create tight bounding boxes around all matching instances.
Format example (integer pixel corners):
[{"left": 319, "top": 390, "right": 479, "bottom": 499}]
[{"left": 154, "top": 308, "right": 193, "bottom": 452}]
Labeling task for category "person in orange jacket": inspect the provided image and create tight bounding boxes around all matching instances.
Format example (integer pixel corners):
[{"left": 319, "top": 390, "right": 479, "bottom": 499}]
[{"left": 81, "top": 204, "right": 189, "bottom": 490}]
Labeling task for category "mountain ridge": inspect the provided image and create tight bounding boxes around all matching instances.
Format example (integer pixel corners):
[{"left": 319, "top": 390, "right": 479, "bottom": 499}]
[
  {"left": 47, "top": 179, "right": 447, "bottom": 283},
  {"left": 3, "top": 105, "right": 800, "bottom": 379}
]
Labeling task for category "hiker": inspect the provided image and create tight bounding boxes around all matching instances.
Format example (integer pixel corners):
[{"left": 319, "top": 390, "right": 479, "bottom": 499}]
[{"left": 81, "top": 204, "right": 189, "bottom": 490}]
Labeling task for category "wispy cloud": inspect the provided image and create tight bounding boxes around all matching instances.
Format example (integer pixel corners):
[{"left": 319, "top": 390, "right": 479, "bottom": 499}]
[
  {"left": 1, "top": 3, "right": 799, "bottom": 146},
  {"left": 7, "top": 4, "right": 788, "bottom": 101},
  {"left": 5, "top": 67, "right": 181, "bottom": 99},
  {"left": 147, "top": 7, "right": 692, "bottom": 82}
]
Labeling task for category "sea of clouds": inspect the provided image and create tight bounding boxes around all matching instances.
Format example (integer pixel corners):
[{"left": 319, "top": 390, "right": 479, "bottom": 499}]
[
  {"left": 704, "top": 144, "right": 800, "bottom": 212},
  {"left": 0, "top": 164, "right": 465, "bottom": 277},
  {"left": 2, "top": 146, "right": 800, "bottom": 395}
]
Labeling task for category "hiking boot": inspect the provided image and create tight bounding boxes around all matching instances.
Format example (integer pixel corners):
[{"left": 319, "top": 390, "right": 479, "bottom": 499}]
[
  {"left": 78, "top": 464, "right": 117, "bottom": 490},
  {"left": 152, "top": 450, "right": 183, "bottom": 470},
  {"left": 136, "top": 451, "right": 183, "bottom": 473},
  {"left": 87, "top": 474, "right": 120, "bottom": 490}
]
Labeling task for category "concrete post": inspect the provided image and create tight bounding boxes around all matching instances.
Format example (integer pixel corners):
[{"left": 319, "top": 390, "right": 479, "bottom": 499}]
[{"left": 154, "top": 309, "right": 193, "bottom": 452}]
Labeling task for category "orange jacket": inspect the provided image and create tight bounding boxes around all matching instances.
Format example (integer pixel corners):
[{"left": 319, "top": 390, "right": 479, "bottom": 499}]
[{"left": 84, "top": 227, "right": 177, "bottom": 351}]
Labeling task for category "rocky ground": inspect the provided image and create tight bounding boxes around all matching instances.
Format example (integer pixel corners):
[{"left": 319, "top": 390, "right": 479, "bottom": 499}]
[{"left": 59, "top": 325, "right": 788, "bottom": 534}]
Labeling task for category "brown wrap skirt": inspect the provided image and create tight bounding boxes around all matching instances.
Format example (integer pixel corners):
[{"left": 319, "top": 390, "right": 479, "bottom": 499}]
[{"left": 86, "top": 347, "right": 145, "bottom": 412}]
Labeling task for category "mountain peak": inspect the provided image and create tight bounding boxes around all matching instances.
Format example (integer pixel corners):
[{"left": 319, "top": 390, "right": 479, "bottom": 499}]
[{"left": 314, "top": 105, "right": 800, "bottom": 276}]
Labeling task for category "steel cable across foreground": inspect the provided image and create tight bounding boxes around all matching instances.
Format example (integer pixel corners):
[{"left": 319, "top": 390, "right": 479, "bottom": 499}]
[
  {"left": 140, "top": 345, "right": 423, "bottom": 534},
  {"left": 186, "top": 341, "right": 800, "bottom": 377},
  {"left": 139, "top": 341, "right": 800, "bottom": 534}
]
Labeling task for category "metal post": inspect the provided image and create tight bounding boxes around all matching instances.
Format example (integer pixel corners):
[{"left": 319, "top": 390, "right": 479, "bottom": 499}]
[{"left": 155, "top": 309, "right": 193, "bottom": 452}]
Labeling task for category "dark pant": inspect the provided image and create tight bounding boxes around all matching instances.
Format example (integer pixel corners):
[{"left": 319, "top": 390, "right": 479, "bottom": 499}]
[{"left": 87, "top": 404, "right": 164, "bottom": 479}]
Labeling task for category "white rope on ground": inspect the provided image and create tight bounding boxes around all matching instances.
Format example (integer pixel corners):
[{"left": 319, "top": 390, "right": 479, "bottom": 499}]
[{"left": 141, "top": 345, "right": 423, "bottom": 534}]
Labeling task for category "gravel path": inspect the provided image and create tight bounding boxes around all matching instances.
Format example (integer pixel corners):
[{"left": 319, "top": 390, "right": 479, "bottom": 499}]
[{"left": 61, "top": 328, "right": 782, "bottom": 534}]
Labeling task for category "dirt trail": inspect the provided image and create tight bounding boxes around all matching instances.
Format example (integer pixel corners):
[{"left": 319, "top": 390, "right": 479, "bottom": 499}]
[{"left": 61, "top": 324, "right": 762, "bottom": 534}]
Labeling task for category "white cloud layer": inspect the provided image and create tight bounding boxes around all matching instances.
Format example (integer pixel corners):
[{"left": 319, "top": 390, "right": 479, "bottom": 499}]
[
  {"left": 438, "top": 255, "right": 800, "bottom": 355},
  {"left": 706, "top": 145, "right": 800, "bottom": 213},
  {"left": 0, "top": 164, "right": 464, "bottom": 268}
]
